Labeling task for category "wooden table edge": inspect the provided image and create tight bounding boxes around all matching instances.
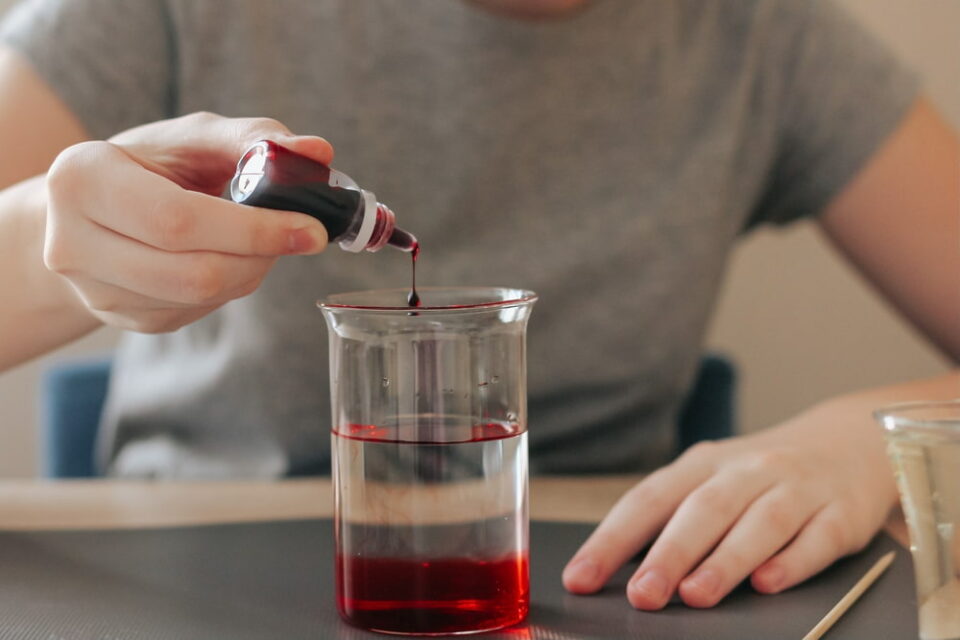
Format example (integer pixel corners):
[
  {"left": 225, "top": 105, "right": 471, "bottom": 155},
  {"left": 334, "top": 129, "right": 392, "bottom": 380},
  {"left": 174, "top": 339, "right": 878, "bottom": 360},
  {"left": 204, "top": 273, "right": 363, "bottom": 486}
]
[{"left": 0, "top": 476, "right": 910, "bottom": 549}]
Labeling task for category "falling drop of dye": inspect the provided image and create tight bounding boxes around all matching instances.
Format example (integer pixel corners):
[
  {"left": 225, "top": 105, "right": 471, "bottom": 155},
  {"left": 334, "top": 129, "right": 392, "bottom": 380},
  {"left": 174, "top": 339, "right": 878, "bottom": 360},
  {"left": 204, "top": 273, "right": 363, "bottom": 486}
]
[{"left": 406, "top": 242, "right": 421, "bottom": 308}]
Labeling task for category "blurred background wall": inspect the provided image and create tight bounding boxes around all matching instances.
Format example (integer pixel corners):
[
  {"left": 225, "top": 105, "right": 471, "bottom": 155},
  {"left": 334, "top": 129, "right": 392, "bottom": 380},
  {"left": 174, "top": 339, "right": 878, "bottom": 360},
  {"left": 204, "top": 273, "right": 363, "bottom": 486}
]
[
  {"left": 705, "top": 0, "right": 958, "bottom": 435},
  {"left": 0, "top": 0, "right": 957, "bottom": 476}
]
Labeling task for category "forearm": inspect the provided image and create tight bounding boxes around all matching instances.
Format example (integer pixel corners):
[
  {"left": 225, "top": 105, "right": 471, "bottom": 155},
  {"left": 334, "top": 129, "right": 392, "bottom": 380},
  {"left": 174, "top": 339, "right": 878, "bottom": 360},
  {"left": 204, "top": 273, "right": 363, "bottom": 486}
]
[
  {"left": 758, "top": 370, "right": 960, "bottom": 508},
  {"left": 820, "top": 100, "right": 960, "bottom": 362},
  {"left": 790, "top": 371, "right": 960, "bottom": 442},
  {"left": 0, "top": 175, "right": 101, "bottom": 371}
]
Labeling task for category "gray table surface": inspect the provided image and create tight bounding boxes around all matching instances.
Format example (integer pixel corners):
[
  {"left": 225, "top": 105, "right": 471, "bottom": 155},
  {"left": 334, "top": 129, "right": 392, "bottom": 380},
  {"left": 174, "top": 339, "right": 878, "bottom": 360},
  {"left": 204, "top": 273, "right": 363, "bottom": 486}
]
[{"left": 0, "top": 519, "right": 917, "bottom": 640}]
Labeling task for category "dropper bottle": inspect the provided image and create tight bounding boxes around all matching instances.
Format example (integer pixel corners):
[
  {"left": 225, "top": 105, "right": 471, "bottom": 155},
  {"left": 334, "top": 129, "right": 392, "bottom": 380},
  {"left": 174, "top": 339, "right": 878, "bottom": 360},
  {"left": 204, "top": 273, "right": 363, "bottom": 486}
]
[{"left": 230, "top": 140, "right": 418, "bottom": 253}]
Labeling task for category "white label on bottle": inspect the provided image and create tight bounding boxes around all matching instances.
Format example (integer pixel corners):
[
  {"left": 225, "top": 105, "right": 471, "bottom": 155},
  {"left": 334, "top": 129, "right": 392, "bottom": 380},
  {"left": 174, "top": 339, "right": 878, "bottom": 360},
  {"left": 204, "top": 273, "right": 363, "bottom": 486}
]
[{"left": 328, "top": 169, "right": 358, "bottom": 190}]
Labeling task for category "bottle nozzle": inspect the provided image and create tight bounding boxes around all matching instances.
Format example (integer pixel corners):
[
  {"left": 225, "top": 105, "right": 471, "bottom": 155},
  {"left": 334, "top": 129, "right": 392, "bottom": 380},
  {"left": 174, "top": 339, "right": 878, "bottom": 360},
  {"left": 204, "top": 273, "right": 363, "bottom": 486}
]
[{"left": 387, "top": 225, "right": 418, "bottom": 253}]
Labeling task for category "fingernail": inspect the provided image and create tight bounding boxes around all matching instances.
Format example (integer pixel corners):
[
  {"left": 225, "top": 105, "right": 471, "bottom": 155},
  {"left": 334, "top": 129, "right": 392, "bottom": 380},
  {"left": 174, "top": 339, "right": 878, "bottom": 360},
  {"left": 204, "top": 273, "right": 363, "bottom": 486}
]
[
  {"left": 630, "top": 570, "right": 668, "bottom": 602},
  {"left": 288, "top": 227, "right": 325, "bottom": 254},
  {"left": 684, "top": 568, "right": 720, "bottom": 596},
  {"left": 563, "top": 557, "right": 600, "bottom": 587},
  {"left": 758, "top": 564, "right": 785, "bottom": 592}
]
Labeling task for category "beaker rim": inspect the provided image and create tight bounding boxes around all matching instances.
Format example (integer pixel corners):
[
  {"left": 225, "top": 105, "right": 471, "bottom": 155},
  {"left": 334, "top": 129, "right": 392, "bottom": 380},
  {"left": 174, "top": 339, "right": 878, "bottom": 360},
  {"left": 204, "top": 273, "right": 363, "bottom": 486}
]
[
  {"left": 317, "top": 286, "right": 538, "bottom": 313},
  {"left": 874, "top": 399, "right": 960, "bottom": 436}
]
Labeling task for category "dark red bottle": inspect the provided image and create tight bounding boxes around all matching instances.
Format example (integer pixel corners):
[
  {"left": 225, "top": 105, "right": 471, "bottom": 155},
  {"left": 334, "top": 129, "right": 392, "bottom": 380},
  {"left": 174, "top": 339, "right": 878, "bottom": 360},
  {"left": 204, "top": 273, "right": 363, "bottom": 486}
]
[{"left": 230, "top": 140, "right": 418, "bottom": 254}]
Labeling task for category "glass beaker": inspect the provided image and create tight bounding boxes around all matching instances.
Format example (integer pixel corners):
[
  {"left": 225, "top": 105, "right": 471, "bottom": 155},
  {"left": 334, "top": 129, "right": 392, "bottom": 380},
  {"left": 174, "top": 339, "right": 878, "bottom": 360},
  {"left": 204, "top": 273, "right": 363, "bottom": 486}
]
[
  {"left": 319, "top": 287, "right": 537, "bottom": 636},
  {"left": 876, "top": 401, "right": 960, "bottom": 640}
]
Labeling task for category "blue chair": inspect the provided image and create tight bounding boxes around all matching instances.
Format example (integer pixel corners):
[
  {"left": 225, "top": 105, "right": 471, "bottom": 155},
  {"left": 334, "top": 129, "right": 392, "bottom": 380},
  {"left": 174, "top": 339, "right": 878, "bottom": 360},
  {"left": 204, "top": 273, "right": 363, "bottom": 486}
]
[
  {"left": 40, "top": 353, "right": 735, "bottom": 478},
  {"left": 676, "top": 353, "right": 736, "bottom": 453},
  {"left": 40, "top": 355, "right": 112, "bottom": 478}
]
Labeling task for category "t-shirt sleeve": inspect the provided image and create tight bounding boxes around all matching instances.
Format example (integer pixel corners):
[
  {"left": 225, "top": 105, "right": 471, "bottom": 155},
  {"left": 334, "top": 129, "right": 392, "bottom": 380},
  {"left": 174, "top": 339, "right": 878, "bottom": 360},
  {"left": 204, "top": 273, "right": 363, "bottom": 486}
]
[
  {"left": 0, "top": 0, "right": 176, "bottom": 140},
  {"left": 746, "top": 0, "right": 921, "bottom": 229}
]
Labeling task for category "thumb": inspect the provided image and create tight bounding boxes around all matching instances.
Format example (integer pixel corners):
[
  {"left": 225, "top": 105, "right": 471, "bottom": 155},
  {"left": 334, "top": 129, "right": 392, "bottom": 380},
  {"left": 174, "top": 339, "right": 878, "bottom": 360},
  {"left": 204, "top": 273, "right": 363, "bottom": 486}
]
[
  {"left": 217, "top": 114, "right": 335, "bottom": 165},
  {"left": 280, "top": 135, "right": 335, "bottom": 165},
  {"left": 110, "top": 112, "right": 335, "bottom": 192}
]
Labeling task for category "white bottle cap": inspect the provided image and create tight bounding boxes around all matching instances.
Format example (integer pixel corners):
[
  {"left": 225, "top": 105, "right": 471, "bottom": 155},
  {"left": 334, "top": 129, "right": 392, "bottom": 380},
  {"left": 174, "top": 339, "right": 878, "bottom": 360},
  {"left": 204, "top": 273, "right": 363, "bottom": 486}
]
[{"left": 338, "top": 190, "right": 379, "bottom": 253}]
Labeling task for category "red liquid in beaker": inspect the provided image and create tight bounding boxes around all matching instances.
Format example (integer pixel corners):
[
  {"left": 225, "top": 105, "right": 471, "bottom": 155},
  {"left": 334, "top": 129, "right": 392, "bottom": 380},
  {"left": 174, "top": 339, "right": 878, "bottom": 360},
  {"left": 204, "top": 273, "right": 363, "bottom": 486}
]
[
  {"left": 336, "top": 553, "right": 529, "bottom": 634},
  {"left": 333, "top": 420, "right": 528, "bottom": 634}
]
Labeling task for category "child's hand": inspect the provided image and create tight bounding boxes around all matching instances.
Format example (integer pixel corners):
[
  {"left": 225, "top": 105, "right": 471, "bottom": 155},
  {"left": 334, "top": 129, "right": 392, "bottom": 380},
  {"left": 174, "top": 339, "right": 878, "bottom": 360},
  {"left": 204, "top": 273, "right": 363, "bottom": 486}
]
[
  {"left": 563, "top": 397, "right": 898, "bottom": 609},
  {"left": 44, "top": 112, "right": 333, "bottom": 333}
]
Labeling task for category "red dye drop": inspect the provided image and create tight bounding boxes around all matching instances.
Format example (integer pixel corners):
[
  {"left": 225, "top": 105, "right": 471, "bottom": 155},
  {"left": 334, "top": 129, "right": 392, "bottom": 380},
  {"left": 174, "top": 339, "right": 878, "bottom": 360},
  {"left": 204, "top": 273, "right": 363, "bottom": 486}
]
[{"left": 407, "top": 242, "right": 420, "bottom": 308}]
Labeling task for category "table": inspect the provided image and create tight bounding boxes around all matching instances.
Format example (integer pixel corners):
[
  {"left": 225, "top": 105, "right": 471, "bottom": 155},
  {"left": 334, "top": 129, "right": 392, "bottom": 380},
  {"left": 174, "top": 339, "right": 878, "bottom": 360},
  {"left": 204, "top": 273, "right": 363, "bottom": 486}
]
[
  {"left": 0, "top": 476, "right": 908, "bottom": 544},
  {"left": 0, "top": 476, "right": 918, "bottom": 640},
  {"left": 0, "top": 476, "right": 644, "bottom": 530}
]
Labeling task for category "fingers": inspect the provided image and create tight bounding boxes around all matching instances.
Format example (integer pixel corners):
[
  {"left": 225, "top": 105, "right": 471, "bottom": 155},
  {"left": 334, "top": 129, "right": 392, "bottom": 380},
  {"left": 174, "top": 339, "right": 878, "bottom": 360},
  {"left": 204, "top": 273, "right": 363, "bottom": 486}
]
[
  {"left": 562, "top": 446, "right": 716, "bottom": 595},
  {"left": 563, "top": 422, "right": 891, "bottom": 612},
  {"left": 93, "top": 304, "right": 219, "bottom": 334},
  {"left": 49, "top": 141, "right": 328, "bottom": 257},
  {"left": 562, "top": 440, "right": 845, "bottom": 612},
  {"left": 110, "top": 112, "right": 334, "bottom": 191},
  {"left": 46, "top": 213, "right": 274, "bottom": 307},
  {"left": 211, "top": 113, "right": 334, "bottom": 165},
  {"left": 676, "top": 484, "right": 822, "bottom": 608},
  {"left": 751, "top": 504, "right": 866, "bottom": 595},
  {"left": 43, "top": 113, "right": 335, "bottom": 334},
  {"left": 100, "top": 156, "right": 329, "bottom": 256},
  {"left": 625, "top": 466, "right": 777, "bottom": 610},
  {"left": 64, "top": 277, "right": 220, "bottom": 334}
]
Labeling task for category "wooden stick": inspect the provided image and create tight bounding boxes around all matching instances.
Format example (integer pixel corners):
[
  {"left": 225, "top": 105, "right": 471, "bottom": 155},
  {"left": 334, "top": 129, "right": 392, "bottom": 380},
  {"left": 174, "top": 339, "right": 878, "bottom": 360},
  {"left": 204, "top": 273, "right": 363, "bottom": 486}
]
[{"left": 802, "top": 551, "right": 897, "bottom": 640}]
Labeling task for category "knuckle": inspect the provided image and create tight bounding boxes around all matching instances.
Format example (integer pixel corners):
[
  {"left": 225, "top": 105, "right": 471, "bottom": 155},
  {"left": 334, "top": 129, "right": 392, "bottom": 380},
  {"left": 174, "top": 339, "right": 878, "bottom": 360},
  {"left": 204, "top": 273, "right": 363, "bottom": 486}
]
[
  {"left": 252, "top": 116, "right": 289, "bottom": 135},
  {"left": 128, "top": 309, "right": 198, "bottom": 334},
  {"left": 247, "top": 215, "right": 279, "bottom": 255},
  {"left": 138, "top": 312, "right": 185, "bottom": 334},
  {"left": 85, "top": 295, "right": 122, "bottom": 314},
  {"left": 846, "top": 531, "right": 871, "bottom": 555},
  {"left": 760, "top": 500, "right": 797, "bottom": 538},
  {"left": 584, "top": 531, "right": 632, "bottom": 568},
  {"left": 186, "top": 110, "right": 221, "bottom": 126},
  {"left": 47, "top": 141, "right": 109, "bottom": 196},
  {"left": 235, "top": 274, "right": 264, "bottom": 299},
  {"left": 688, "top": 484, "right": 736, "bottom": 518},
  {"left": 42, "top": 232, "right": 75, "bottom": 274},
  {"left": 818, "top": 514, "right": 851, "bottom": 556},
  {"left": 85, "top": 308, "right": 137, "bottom": 332},
  {"left": 122, "top": 314, "right": 172, "bottom": 334},
  {"left": 180, "top": 258, "right": 225, "bottom": 305},
  {"left": 45, "top": 156, "right": 77, "bottom": 198},
  {"left": 152, "top": 199, "right": 196, "bottom": 249},
  {"left": 687, "top": 440, "right": 718, "bottom": 457},
  {"left": 623, "top": 482, "right": 670, "bottom": 517},
  {"left": 648, "top": 538, "right": 694, "bottom": 572},
  {"left": 716, "top": 547, "right": 751, "bottom": 574},
  {"left": 680, "top": 440, "right": 721, "bottom": 465},
  {"left": 746, "top": 450, "right": 793, "bottom": 474},
  {"left": 239, "top": 116, "right": 291, "bottom": 142}
]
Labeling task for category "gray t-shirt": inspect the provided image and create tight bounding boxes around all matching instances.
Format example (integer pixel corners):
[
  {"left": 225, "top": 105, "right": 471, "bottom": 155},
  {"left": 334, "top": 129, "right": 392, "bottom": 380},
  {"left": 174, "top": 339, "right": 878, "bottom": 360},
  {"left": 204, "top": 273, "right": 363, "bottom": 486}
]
[{"left": 2, "top": 0, "right": 917, "bottom": 477}]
